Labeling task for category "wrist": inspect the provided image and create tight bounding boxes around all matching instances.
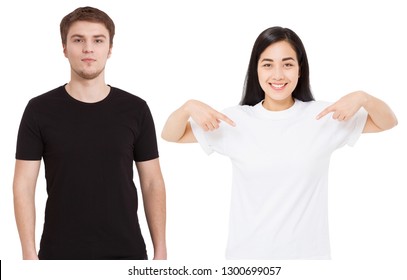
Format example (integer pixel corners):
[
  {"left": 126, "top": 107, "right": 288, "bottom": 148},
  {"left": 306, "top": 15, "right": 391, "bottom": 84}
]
[
  {"left": 153, "top": 247, "right": 167, "bottom": 260},
  {"left": 23, "top": 251, "right": 39, "bottom": 260}
]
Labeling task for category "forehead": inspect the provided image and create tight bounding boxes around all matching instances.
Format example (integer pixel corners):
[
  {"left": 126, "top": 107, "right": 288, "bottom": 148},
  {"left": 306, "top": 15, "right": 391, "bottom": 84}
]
[
  {"left": 260, "top": 41, "right": 298, "bottom": 60},
  {"left": 67, "top": 20, "right": 109, "bottom": 37}
]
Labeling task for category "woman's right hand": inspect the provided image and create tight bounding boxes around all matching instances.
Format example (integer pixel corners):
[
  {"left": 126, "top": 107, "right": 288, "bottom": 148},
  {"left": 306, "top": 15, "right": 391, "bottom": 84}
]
[
  {"left": 161, "top": 99, "right": 235, "bottom": 143},
  {"left": 182, "top": 100, "right": 235, "bottom": 131}
]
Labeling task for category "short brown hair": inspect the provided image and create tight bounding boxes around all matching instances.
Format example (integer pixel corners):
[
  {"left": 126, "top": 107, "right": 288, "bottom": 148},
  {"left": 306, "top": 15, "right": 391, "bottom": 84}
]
[{"left": 60, "top": 6, "right": 115, "bottom": 47}]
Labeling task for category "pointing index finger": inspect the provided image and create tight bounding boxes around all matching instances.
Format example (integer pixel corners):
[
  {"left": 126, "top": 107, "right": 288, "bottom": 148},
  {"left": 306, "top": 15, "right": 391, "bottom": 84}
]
[
  {"left": 217, "top": 112, "right": 236, "bottom": 127},
  {"left": 316, "top": 105, "right": 334, "bottom": 120}
]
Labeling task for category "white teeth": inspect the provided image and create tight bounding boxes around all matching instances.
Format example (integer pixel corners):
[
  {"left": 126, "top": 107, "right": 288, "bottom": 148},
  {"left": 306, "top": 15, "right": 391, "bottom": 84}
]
[{"left": 271, "top": 84, "right": 285, "bottom": 88}]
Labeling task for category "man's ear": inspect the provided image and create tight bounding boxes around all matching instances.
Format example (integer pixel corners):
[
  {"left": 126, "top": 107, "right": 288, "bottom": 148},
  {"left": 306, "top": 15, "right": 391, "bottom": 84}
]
[
  {"left": 63, "top": 44, "right": 68, "bottom": 58},
  {"left": 108, "top": 46, "right": 112, "bottom": 58}
]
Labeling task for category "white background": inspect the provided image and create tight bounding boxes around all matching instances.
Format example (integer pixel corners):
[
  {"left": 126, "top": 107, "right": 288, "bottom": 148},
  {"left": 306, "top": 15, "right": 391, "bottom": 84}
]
[{"left": 1, "top": 0, "right": 406, "bottom": 279}]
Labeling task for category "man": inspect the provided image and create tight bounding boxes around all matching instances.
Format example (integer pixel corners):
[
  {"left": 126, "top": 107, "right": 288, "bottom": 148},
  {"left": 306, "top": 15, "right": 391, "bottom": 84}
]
[{"left": 13, "top": 6, "right": 166, "bottom": 260}]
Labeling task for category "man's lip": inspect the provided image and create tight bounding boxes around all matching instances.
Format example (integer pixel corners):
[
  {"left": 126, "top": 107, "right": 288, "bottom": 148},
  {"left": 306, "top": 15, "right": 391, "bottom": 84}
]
[{"left": 82, "top": 58, "right": 95, "bottom": 62}]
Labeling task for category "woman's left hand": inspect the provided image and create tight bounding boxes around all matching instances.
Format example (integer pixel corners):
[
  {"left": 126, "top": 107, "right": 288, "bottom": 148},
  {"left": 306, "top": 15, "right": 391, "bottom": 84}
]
[{"left": 316, "top": 91, "right": 367, "bottom": 121}]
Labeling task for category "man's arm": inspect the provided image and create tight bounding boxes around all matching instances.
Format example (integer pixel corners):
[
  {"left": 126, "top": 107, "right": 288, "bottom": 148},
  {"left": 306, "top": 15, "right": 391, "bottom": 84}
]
[
  {"left": 136, "top": 158, "right": 167, "bottom": 260},
  {"left": 13, "top": 160, "right": 41, "bottom": 260}
]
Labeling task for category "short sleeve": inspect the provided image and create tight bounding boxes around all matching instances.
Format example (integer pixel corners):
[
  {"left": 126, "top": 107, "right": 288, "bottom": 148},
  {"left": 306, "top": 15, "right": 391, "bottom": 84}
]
[
  {"left": 15, "top": 100, "right": 44, "bottom": 160},
  {"left": 190, "top": 120, "right": 214, "bottom": 155},
  {"left": 345, "top": 107, "right": 368, "bottom": 147},
  {"left": 133, "top": 102, "right": 159, "bottom": 162},
  {"left": 190, "top": 119, "right": 228, "bottom": 155}
]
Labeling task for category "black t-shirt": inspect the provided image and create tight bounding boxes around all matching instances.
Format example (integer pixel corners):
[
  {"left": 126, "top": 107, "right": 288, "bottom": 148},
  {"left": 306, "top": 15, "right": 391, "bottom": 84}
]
[{"left": 16, "top": 85, "right": 159, "bottom": 259}]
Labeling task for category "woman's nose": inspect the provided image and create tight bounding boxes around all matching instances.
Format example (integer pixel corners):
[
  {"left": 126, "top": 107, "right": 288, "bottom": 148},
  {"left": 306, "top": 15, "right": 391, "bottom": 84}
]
[{"left": 272, "top": 66, "right": 284, "bottom": 80}]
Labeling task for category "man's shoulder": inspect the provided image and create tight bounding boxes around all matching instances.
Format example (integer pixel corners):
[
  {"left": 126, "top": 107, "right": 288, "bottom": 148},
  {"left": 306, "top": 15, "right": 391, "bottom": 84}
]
[
  {"left": 27, "top": 85, "right": 66, "bottom": 107},
  {"left": 110, "top": 86, "right": 147, "bottom": 105}
]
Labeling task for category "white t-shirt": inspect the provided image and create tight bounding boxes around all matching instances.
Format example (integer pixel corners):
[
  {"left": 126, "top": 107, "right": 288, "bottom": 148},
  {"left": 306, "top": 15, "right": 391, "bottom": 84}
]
[{"left": 191, "top": 99, "right": 368, "bottom": 260}]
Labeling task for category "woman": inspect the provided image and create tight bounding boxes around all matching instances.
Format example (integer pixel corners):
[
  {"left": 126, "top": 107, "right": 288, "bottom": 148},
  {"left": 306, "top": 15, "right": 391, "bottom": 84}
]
[{"left": 161, "top": 26, "right": 397, "bottom": 260}]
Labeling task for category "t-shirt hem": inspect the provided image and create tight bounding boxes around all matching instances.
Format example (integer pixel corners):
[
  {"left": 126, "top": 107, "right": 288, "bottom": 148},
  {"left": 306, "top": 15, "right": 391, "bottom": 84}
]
[
  {"left": 134, "top": 153, "right": 160, "bottom": 162},
  {"left": 15, "top": 154, "right": 42, "bottom": 161}
]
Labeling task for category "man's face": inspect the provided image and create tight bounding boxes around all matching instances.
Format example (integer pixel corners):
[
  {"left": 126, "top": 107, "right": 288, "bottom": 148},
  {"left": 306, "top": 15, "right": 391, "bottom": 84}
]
[{"left": 63, "top": 21, "right": 112, "bottom": 80}]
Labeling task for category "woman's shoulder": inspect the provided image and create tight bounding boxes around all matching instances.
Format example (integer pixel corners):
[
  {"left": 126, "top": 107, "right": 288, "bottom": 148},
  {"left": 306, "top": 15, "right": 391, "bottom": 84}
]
[
  {"left": 222, "top": 104, "right": 256, "bottom": 117},
  {"left": 300, "top": 99, "right": 332, "bottom": 112}
]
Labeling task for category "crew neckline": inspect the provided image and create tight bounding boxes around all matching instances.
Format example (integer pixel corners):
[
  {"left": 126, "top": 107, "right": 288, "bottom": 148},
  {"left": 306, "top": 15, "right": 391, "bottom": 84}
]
[
  {"left": 253, "top": 99, "right": 301, "bottom": 120},
  {"left": 62, "top": 84, "right": 113, "bottom": 105}
]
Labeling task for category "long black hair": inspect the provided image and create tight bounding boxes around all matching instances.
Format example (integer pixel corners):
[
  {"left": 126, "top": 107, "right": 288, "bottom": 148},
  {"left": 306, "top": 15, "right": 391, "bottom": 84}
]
[{"left": 240, "top": 26, "right": 314, "bottom": 105}]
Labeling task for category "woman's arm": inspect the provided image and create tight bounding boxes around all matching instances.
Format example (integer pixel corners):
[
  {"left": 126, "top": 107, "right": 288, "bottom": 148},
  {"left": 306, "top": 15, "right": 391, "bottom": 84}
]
[
  {"left": 316, "top": 91, "right": 398, "bottom": 133},
  {"left": 161, "top": 99, "right": 235, "bottom": 143}
]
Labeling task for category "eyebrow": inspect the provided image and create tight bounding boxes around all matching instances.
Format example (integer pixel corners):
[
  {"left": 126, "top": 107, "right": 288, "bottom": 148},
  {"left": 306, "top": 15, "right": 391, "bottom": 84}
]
[
  {"left": 70, "top": 34, "right": 107, "bottom": 39},
  {"left": 260, "top": 57, "right": 296, "bottom": 62}
]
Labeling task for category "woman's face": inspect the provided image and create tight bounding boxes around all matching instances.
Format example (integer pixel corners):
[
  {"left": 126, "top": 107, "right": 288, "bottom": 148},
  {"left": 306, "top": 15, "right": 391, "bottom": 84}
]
[{"left": 257, "top": 40, "right": 300, "bottom": 110}]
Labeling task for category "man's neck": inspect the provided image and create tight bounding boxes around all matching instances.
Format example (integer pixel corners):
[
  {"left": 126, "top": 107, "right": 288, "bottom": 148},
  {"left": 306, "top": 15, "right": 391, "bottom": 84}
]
[{"left": 65, "top": 78, "right": 110, "bottom": 103}]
